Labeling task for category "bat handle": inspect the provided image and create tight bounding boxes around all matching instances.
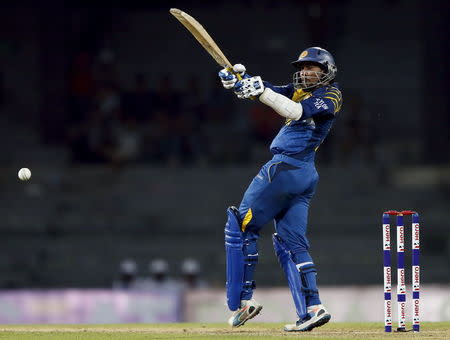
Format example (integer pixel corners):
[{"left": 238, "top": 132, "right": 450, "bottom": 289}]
[
  {"left": 225, "top": 65, "right": 256, "bottom": 100},
  {"left": 226, "top": 66, "right": 242, "bottom": 80}
]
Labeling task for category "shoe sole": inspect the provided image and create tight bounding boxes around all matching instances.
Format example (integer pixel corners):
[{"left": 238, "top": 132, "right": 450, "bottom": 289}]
[
  {"left": 232, "top": 305, "right": 263, "bottom": 327},
  {"left": 284, "top": 313, "right": 331, "bottom": 332},
  {"left": 311, "top": 313, "right": 331, "bottom": 330}
]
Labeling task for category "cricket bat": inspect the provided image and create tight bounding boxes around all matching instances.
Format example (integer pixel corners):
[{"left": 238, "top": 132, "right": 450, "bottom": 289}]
[{"left": 169, "top": 8, "right": 241, "bottom": 79}]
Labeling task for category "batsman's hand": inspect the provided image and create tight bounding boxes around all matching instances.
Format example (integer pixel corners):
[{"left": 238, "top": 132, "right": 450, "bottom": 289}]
[
  {"left": 218, "top": 64, "right": 247, "bottom": 89},
  {"left": 234, "top": 76, "right": 265, "bottom": 99}
]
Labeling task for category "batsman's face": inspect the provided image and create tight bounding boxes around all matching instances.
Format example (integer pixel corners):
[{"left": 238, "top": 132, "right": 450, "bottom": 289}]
[{"left": 300, "top": 64, "right": 324, "bottom": 86}]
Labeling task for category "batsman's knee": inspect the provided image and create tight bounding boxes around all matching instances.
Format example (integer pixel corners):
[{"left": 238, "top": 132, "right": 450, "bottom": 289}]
[{"left": 225, "top": 206, "right": 243, "bottom": 248}]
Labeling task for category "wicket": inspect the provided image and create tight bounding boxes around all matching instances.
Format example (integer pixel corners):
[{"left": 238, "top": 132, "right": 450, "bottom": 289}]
[{"left": 382, "top": 210, "right": 420, "bottom": 332}]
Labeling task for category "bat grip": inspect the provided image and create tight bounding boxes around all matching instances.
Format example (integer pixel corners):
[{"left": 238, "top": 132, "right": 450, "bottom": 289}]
[
  {"left": 225, "top": 66, "right": 256, "bottom": 100},
  {"left": 226, "top": 66, "right": 242, "bottom": 80}
]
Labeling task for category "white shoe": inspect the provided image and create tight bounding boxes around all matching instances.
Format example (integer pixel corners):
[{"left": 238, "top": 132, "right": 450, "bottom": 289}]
[
  {"left": 284, "top": 305, "right": 331, "bottom": 332},
  {"left": 228, "top": 299, "right": 263, "bottom": 327},
  {"left": 307, "top": 304, "right": 327, "bottom": 314}
]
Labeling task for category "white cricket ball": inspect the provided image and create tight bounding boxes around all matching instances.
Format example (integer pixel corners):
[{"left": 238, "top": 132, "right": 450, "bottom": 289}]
[{"left": 18, "top": 168, "right": 32, "bottom": 181}]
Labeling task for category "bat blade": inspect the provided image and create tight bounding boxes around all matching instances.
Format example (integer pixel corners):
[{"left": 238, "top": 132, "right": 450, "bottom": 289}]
[{"left": 170, "top": 8, "right": 233, "bottom": 69}]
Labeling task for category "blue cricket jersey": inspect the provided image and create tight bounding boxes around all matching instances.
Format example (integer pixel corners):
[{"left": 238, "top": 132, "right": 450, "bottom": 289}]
[{"left": 263, "top": 82, "right": 343, "bottom": 162}]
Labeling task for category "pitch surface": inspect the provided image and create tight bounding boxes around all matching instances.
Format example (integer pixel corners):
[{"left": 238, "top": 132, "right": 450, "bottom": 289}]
[{"left": 0, "top": 322, "right": 449, "bottom": 339}]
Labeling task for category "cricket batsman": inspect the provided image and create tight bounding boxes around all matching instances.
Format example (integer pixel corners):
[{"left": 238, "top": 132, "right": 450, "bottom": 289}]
[{"left": 220, "top": 47, "right": 342, "bottom": 332}]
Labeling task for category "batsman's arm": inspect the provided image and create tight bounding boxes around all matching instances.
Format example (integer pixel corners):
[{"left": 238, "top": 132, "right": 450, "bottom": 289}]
[{"left": 263, "top": 82, "right": 295, "bottom": 98}]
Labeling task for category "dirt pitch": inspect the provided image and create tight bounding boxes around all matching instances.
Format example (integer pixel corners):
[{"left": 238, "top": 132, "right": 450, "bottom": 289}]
[{"left": 0, "top": 322, "right": 449, "bottom": 340}]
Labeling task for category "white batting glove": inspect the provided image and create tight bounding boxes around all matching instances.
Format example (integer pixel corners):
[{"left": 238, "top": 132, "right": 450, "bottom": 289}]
[
  {"left": 218, "top": 64, "right": 247, "bottom": 90},
  {"left": 232, "top": 63, "right": 246, "bottom": 75},
  {"left": 234, "top": 76, "right": 265, "bottom": 99}
]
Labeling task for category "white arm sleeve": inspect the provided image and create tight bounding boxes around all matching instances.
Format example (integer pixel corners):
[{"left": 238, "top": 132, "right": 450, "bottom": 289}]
[{"left": 259, "top": 88, "right": 303, "bottom": 120}]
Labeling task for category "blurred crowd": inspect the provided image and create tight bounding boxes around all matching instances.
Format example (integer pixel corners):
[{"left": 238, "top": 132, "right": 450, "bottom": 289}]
[
  {"left": 64, "top": 50, "right": 377, "bottom": 168},
  {"left": 67, "top": 51, "right": 263, "bottom": 167},
  {"left": 112, "top": 258, "right": 208, "bottom": 291}
]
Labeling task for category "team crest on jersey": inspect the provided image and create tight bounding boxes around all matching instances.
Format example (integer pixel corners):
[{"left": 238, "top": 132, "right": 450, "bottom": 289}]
[
  {"left": 299, "top": 50, "right": 308, "bottom": 59},
  {"left": 314, "top": 98, "right": 329, "bottom": 110}
]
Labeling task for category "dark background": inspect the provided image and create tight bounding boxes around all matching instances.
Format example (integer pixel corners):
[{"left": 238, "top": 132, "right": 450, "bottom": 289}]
[{"left": 0, "top": 0, "right": 449, "bottom": 288}]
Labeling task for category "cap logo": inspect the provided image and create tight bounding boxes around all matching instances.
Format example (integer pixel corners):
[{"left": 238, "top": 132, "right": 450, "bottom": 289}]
[{"left": 299, "top": 51, "right": 308, "bottom": 59}]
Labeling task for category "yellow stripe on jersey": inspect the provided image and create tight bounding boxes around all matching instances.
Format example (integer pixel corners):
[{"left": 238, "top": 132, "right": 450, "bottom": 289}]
[
  {"left": 325, "top": 90, "right": 342, "bottom": 102},
  {"left": 324, "top": 88, "right": 342, "bottom": 113},
  {"left": 327, "top": 88, "right": 342, "bottom": 98},
  {"left": 324, "top": 96, "right": 338, "bottom": 107},
  {"left": 327, "top": 86, "right": 341, "bottom": 94},
  {"left": 327, "top": 87, "right": 341, "bottom": 96},
  {"left": 324, "top": 96, "right": 340, "bottom": 112},
  {"left": 291, "top": 89, "right": 312, "bottom": 103},
  {"left": 241, "top": 208, "right": 253, "bottom": 232},
  {"left": 326, "top": 91, "right": 342, "bottom": 104}
]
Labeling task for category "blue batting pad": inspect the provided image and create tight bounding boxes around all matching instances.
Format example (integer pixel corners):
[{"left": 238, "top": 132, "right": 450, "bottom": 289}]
[
  {"left": 272, "top": 233, "right": 307, "bottom": 319},
  {"left": 225, "top": 207, "right": 244, "bottom": 311}
]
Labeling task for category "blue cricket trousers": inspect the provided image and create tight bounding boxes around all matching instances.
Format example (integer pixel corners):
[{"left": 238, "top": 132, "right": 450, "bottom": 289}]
[{"left": 239, "top": 153, "right": 319, "bottom": 262}]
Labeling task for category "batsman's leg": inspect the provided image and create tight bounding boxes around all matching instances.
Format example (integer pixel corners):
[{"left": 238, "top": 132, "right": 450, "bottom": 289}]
[
  {"left": 225, "top": 160, "right": 292, "bottom": 327},
  {"left": 273, "top": 234, "right": 308, "bottom": 319},
  {"left": 225, "top": 206, "right": 244, "bottom": 311},
  {"left": 276, "top": 194, "right": 331, "bottom": 331},
  {"left": 225, "top": 206, "right": 262, "bottom": 327}
]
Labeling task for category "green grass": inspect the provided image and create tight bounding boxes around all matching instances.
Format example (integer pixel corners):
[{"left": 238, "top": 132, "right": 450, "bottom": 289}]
[{"left": 0, "top": 322, "right": 449, "bottom": 339}]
